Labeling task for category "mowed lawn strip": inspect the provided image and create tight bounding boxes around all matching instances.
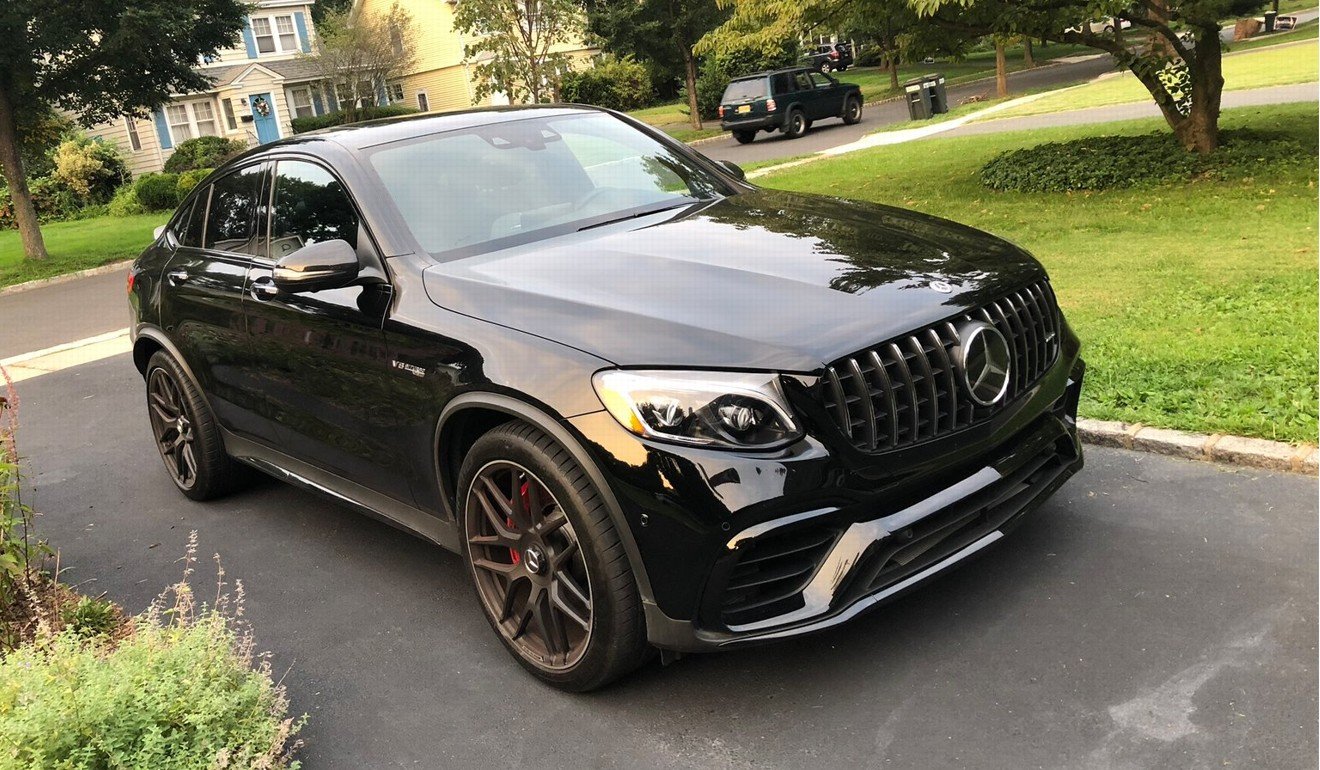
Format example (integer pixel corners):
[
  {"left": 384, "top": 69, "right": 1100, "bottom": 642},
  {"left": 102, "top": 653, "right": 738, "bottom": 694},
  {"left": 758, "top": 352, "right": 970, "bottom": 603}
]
[
  {"left": 986, "top": 38, "right": 1319, "bottom": 120},
  {"left": 0, "top": 213, "right": 167, "bottom": 288},
  {"left": 756, "top": 103, "right": 1319, "bottom": 444}
]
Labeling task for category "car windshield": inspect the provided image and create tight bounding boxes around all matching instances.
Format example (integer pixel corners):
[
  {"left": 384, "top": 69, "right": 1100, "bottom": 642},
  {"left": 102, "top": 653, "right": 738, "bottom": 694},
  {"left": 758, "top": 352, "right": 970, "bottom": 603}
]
[
  {"left": 367, "top": 112, "right": 729, "bottom": 258},
  {"left": 722, "top": 79, "right": 767, "bottom": 103}
]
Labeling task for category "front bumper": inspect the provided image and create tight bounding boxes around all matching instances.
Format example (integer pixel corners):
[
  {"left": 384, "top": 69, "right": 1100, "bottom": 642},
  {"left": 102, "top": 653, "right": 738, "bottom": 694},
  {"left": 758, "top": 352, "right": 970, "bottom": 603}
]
[{"left": 566, "top": 342, "right": 1085, "bottom": 652}]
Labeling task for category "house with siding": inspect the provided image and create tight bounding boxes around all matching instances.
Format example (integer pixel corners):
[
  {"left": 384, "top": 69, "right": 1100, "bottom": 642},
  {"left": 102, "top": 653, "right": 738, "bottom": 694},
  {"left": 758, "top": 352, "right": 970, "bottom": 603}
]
[
  {"left": 87, "top": 0, "right": 335, "bottom": 175},
  {"left": 350, "top": 0, "right": 598, "bottom": 115}
]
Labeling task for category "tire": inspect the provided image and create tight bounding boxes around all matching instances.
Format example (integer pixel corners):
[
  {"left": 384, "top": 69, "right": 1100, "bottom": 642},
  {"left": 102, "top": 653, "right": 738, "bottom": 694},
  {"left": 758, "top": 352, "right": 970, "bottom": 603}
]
[
  {"left": 819, "top": 61, "right": 834, "bottom": 74},
  {"left": 457, "top": 422, "right": 650, "bottom": 691},
  {"left": 733, "top": 130, "right": 756, "bottom": 145},
  {"left": 842, "top": 96, "right": 863, "bottom": 125},
  {"left": 144, "top": 350, "right": 250, "bottom": 501},
  {"left": 784, "top": 109, "right": 807, "bottom": 139}
]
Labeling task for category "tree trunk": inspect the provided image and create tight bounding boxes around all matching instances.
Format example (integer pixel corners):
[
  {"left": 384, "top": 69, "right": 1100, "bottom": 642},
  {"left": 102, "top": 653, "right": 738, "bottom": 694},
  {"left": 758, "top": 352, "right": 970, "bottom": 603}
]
[
  {"left": 0, "top": 85, "right": 47, "bottom": 261},
  {"left": 681, "top": 47, "right": 702, "bottom": 130},
  {"left": 1023, "top": 38, "right": 1035, "bottom": 68},
  {"left": 888, "top": 55, "right": 900, "bottom": 91},
  {"left": 1175, "top": 30, "right": 1223, "bottom": 153},
  {"left": 995, "top": 41, "right": 1008, "bottom": 97}
]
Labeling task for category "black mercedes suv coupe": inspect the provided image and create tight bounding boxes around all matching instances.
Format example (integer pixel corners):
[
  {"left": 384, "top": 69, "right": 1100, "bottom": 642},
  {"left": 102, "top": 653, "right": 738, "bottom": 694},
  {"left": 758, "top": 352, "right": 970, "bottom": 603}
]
[{"left": 129, "top": 105, "right": 1084, "bottom": 690}]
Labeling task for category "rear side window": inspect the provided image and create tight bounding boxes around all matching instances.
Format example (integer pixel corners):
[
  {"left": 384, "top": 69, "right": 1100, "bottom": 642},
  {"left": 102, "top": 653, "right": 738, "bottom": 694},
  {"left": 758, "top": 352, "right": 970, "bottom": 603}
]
[
  {"left": 721, "top": 79, "right": 767, "bottom": 103},
  {"left": 771, "top": 73, "right": 793, "bottom": 95},
  {"left": 203, "top": 165, "right": 264, "bottom": 255},
  {"left": 269, "top": 160, "right": 359, "bottom": 260}
]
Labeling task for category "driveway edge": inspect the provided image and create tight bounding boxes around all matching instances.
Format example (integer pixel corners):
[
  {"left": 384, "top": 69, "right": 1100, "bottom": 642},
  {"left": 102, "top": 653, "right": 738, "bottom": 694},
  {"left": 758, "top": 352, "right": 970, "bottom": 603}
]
[
  {"left": 1078, "top": 418, "right": 1318, "bottom": 476},
  {"left": 0, "top": 260, "right": 134, "bottom": 297}
]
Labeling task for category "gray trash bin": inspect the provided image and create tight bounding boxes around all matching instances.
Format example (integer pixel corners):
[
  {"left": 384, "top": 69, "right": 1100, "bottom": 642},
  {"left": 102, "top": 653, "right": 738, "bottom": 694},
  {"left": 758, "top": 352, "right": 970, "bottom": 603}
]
[
  {"left": 905, "top": 78, "right": 932, "bottom": 120},
  {"left": 924, "top": 73, "right": 949, "bottom": 114}
]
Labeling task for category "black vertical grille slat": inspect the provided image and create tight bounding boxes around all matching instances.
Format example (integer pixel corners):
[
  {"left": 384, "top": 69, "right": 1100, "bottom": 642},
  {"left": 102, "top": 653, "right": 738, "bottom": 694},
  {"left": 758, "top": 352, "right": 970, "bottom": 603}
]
[
  {"left": 887, "top": 342, "right": 920, "bottom": 441},
  {"left": 820, "top": 280, "right": 1061, "bottom": 454},
  {"left": 868, "top": 349, "right": 899, "bottom": 449},
  {"left": 926, "top": 327, "right": 957, "bottom": 433},
  {"left": 846, "top": 357, "right": 877, "bottom": 451}
]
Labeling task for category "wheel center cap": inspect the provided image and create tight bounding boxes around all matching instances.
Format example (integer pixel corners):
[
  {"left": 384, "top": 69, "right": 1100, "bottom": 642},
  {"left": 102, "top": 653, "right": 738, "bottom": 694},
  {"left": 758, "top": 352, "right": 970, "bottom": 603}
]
[{"left": 523, "top": 544, "right": 546, "bottom": 575}]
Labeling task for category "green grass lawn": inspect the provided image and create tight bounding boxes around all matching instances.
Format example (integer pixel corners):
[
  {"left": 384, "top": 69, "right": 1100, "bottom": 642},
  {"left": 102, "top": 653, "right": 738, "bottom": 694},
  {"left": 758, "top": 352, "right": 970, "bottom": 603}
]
[
  {"left": 0, "top": 213, "right": 166, "bottom": 288},
  {"left": 755, "top": 103, "right": 1319, "bottom": 444},
  {"left": 988, "top": 38, "right": 1318, "bottom": 119}
]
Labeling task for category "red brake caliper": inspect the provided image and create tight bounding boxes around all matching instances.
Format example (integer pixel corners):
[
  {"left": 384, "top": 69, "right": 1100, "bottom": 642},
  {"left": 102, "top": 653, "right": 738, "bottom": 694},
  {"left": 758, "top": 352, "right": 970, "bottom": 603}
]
[{"left": 508, "top": 481, "right": 531, "bottom": 564}]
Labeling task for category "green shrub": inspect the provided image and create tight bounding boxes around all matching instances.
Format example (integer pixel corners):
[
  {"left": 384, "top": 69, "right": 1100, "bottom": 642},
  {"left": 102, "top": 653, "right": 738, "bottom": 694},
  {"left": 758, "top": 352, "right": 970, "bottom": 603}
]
[
  {"left": 291, "top": 104, "right": 419, "bottom": 134},
  {"left": 176, "top": 168, "right": 214, "bottom": 202},
  {"left": 0, "top": 614, "right": 303, "bottom": 768},
  {"left": 133, "top": 172, "right": 181, "bottom": 211},
  {"left": 108, "top": 184, "right": 145, "bottom": 217},
  {"left": 51, "top": 136, "right": 131, "bottom": 204},
  {"left": 561, "top": 56, "right": 655, "bottom": 112},
  {"left": 60, "top": 596, "right": 120, "bottom": 639},
  {"left": 980, "top": 130, "right": 1313, "bottom": 192},
  {"left": 163, "top": 136, "right": 247, "bottom": 174}
]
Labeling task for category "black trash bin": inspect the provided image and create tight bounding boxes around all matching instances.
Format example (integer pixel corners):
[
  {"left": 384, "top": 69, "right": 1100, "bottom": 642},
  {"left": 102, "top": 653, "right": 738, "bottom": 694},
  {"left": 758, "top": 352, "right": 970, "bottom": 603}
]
[
  {"left": 1264, "top": 10, "right": 1278, "bottom": 32},
  {"left": 904, "top": 77, "right": 932, "bottom": 120},
  {"left": 924, "top": 73, "right": 949, "bottom": 114}
]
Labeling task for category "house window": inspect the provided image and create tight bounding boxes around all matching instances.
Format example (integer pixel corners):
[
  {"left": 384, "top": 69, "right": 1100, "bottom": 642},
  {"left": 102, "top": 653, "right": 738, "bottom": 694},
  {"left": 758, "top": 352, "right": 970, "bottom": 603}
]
[
  {"left": 222, "top": 99, "right": 238, "bottom": 131},
  {"left": 336, "top": 80, "right": 377, "bottom": 111},
  {"left": 417, "top": 92, "right": 430, "bottom": 112},
  {"left": 251, "top": 15, "right": 299, "bottom": 55},
  {"left": 124, "top": 117, "right": 142, "bottom": 151},
  {"left": 289, "top": 88, "right": 314, "bottom": 119},
  {"left": 388, "top": 82, "right": 404, "bottom": 103},
  {"left": 166, "top": 101, "right": 220, "bottom": 143}
]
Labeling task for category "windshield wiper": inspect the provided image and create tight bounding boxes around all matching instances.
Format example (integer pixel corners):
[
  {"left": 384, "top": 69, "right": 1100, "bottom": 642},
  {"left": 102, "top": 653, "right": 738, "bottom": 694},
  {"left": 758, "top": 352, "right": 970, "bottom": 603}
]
[{"left": 577, "top": 200, "right": 699, "bottom": 232}]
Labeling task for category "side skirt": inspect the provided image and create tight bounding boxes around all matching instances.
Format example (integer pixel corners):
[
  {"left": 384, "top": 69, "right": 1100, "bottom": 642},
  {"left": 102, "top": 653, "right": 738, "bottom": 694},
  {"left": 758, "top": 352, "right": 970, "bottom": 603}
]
[{"left": 222, "top": 431, "right": 460, "bottom": 552}]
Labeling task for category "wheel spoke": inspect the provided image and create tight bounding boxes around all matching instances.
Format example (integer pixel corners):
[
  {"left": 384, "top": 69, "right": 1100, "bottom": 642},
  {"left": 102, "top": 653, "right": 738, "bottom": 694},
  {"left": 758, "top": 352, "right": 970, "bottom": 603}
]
[
  {"left": 534, "top": 588, "right": 569, "bottom": 657},
  {"left": 479, "top": 476, "right": 513, "bottom": 516},
  {"left": 475, "top": 491, "right": 519, "bottom": 540},
  {"left": 181, "top": 444, "right": 197, "bottom": 481},
  {"left": 551, "top": 579, "right": 591, "bottom": 631},
  {"left": 472, "top": 557, "right": 517, "bottom": 577},
  {"left": 540, "top": 508, "right": 568, "bottom": 536},
  {"left": 149, "top": 393, "right": 176, "bottom": 421},
  {"left": 468, "top": 532, "right": 516, "bottom": 549},
  {"left": 550, "top": 539, "right": 578, "bottom": 572},
  {"left": 508, "top": 473, "right": 532, "bottom": 531},
  {"left": 158, "top": 425, "right": 179, "bottom": 447}
]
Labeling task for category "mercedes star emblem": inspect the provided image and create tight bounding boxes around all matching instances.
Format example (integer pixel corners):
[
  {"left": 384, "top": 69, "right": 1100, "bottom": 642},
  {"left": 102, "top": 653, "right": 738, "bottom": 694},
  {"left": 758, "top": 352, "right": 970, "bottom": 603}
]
[
  {"left": 930, "top": 280, "right": 954, "bottom": 294},
  {"left": 957, "top": 321, "right": 1011, "bottom": 406}
]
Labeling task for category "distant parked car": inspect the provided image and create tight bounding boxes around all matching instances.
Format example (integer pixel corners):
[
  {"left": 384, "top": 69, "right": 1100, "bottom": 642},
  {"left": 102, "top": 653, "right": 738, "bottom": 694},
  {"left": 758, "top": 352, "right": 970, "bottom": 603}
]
[
  {"left": 1065, "top": 17, "right": 1133, "bottom": 34},
  {"left": 803, "top": 42, "right": 854, "bottom": 73},
  {"left": 718, "top": 67, "right": 863, "bottom": 144}
]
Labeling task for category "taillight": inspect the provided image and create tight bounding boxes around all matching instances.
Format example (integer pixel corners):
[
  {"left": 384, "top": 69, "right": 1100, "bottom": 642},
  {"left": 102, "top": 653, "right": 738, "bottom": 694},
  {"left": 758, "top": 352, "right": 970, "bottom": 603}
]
[
  {"left": 830, "top": 50, "right": 839, "bottom": 59},
  {"left": 126, "top": 272, "right": 135, "bottom": 295},
  {"left": 766, "top": 98, "right": 777, "bottom": 111},
  {"left": 718, "top": 105, "right": 725, "bottom": 118}
]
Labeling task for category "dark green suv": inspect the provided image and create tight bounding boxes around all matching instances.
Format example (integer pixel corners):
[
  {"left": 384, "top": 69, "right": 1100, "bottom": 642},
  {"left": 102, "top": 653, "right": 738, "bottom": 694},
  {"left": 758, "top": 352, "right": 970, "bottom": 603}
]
[{"left": 718, "top": 67, "right": 863, "bottom": 144}]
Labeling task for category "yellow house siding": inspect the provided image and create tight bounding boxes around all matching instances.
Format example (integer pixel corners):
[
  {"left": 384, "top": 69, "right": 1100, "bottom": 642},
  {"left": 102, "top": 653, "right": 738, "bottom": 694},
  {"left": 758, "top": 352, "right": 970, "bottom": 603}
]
[
  {"left": 83, "top": 116, "right": 166, "bottom": 178},
  {"left": 404, "top": 65, "right": 477, "bottom": 112}
]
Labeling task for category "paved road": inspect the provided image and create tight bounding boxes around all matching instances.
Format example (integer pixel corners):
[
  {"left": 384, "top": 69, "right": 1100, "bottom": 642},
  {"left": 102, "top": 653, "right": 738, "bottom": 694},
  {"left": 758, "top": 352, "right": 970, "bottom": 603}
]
[
  {"left": 942, "top": 82, "right": 1319, "bottom": 139},
  {"left": 15, "top": 353, "right": 1318, "bottom": 768},
  {"left": 697, "top": 55, "right": 1119, "bottom": 165},
  {"left": 0, "top": 271, "right": 128, "bottom": 358}
]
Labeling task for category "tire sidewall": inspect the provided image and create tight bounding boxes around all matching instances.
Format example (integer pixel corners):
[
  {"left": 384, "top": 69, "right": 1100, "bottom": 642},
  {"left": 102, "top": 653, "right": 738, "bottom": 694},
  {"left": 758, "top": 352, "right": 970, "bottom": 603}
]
[
  {"left": 457, "top": 427, "right": 634, "bottom": 689},
  {"left": 786, "top": 110, "right": 805, "bottom": 137}
]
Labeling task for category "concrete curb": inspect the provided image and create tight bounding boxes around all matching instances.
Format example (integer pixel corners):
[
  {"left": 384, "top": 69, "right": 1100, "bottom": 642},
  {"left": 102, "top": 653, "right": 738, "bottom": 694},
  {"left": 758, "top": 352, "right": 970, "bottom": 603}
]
[
  {"left": 0, "top": 260, "right": 133, "bottom": 297},
  {"left": 1077, "top": 418, "right": 1318, "bottom": 476}
]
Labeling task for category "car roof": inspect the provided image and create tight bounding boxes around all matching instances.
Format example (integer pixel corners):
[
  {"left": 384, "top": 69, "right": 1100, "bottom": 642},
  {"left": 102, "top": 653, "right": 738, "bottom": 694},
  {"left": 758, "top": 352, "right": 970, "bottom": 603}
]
[
  {"left": 236, "top": 103, "right": 607, "bottom": 156},
  {"left": 729, "top": 67, "right": 811, "bottom": 82}
]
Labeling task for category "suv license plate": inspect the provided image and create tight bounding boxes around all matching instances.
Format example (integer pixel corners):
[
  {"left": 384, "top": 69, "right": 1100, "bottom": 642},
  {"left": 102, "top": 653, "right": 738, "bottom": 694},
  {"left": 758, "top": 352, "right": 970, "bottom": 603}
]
[{"left": 737, "top": 105, "right": 751, "bottom": 114}]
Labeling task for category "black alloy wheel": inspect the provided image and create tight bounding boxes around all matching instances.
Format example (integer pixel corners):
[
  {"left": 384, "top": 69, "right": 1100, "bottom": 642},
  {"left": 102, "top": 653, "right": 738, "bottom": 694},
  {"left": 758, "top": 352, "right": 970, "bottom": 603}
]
[
  {"left": 144, "top": 350, "right": 250, "bottom": 501},
  {"left": 465, "top": 460, "right": 594, "bottom": 671},
  {"left": 785, "top": 109, "right": 807, "bottom": 139},
  {"left": 843, "top": 96, "right": 863, "bottom": 125},
  {"left": 147, "top": 367, "right": 198, "bottom": 491},
  {"left": 458, "top": 422, "right": 650, "bottom": 690}
]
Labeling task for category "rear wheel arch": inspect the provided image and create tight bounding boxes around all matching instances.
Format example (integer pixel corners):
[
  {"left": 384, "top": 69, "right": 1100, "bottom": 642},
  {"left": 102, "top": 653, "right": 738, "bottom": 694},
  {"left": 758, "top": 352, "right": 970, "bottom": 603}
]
[{"left": 435, "top": 393, "right": 657, "bottom": 606}]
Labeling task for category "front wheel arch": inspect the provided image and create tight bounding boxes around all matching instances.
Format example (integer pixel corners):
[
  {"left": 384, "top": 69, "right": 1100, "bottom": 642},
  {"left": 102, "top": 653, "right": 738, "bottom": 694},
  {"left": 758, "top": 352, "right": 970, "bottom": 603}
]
[{"left": 434, "top": 393, "right": 657, "bottom": 607}]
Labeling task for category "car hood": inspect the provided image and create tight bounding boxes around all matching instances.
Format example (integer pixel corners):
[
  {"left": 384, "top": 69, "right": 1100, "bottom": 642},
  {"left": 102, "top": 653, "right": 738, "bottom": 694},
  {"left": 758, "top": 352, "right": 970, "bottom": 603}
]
[{"left": 421, "top": 189, "right": 1046, "bottom": 371}]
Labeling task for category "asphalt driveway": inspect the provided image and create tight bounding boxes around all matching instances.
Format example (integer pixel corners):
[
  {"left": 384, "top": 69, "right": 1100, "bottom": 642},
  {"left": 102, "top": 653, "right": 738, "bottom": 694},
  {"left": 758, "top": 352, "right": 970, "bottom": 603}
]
[{"left": 15, "top": 353, "right": 1318, "bottom": 768}]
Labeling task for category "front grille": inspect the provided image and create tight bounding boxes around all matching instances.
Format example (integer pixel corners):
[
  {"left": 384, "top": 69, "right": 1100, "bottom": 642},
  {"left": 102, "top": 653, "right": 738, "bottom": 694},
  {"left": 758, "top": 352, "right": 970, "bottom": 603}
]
[
  {"left": 820, "top": 280, "right": 1061, "bottom": 453},
  {"left": 720, "top": 525, "right": 839, "bottom": 628}
]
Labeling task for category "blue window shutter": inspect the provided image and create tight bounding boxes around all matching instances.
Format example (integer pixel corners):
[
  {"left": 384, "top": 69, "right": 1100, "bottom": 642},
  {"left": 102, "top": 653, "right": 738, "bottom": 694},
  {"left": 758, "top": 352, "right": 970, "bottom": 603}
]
[
  {"left": 311, "top": 90, "right": 325, "bottom": 116},
  {"left": 242, "top": 19, "right": 258, "bottom": 58},
  {"left": 294, "top": 12, "right": 311, "bottom": 53},
  {"left": 375, "top": 81, "right": 387, "bottom": 106},
  {"left": 152, "top": 109, "right": 173, "bottom": 150}
]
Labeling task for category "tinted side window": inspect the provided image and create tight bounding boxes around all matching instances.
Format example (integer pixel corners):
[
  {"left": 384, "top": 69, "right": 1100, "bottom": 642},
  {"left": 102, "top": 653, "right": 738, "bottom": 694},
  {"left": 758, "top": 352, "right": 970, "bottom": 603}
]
[
  {"left": 203, "top": 165, "right": 264, "bottom": 254},
  {"left": 771, "top": 74, "right": 793, "bottom": 95},
  {"left": 181, "top": 189, "right": 207, "bottom": 248},
  {"left": 793, "top": 72, "right": 813, "bottom": 91},
  {"left": 809, "top": 72, "right": 834, "bottom": 89},
  {"left": 269, "top": 160, "right": 359, "bottom": 260}
]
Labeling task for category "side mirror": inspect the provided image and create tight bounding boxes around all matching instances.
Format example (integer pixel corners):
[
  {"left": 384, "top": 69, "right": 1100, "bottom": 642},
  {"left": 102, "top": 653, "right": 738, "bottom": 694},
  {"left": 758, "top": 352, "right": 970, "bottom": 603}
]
[
  {"left": 273, "top": 239, "right": 360, "bottom": 293},
  {"left": 153, "top": 225, "right": 166, "bottom": 240},
  {"left": 717, "top": 159, "right": 746, "bottom": 181}
]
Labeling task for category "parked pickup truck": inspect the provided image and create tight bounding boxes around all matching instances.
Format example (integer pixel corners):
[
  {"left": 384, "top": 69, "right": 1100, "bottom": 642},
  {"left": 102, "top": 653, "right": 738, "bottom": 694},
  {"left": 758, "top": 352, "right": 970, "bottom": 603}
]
[{"left": 718, "top": 67, "right": 863, "bottom": 144}]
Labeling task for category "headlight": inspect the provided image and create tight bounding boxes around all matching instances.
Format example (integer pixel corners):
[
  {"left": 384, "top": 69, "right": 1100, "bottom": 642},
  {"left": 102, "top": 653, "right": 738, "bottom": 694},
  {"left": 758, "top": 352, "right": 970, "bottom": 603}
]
[{"left": 592, "top": 370, "right": 802, "bottom": 450}]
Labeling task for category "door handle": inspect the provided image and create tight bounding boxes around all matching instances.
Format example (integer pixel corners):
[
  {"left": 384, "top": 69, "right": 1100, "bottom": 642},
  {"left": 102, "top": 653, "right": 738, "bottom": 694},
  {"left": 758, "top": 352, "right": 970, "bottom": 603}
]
[
  {"left": 249, "top": 276, "right": 280, "bottom": 301},
  {"left": 166, "top": 269, "right": 189, "bottom": 286}
]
